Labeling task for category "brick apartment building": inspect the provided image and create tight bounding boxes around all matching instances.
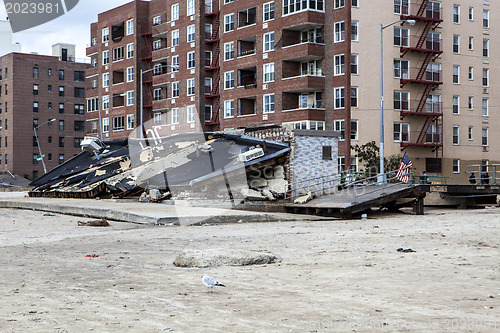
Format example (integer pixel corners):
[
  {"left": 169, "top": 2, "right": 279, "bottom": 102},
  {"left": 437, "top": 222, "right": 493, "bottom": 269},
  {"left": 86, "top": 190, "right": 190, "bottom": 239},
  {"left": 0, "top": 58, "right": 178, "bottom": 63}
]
[
  {"left": 88, "top": 0, "right": 498, "bottom": 183},
  {"left": 0, "top": 45, "right": 90, "bottom": 180}
]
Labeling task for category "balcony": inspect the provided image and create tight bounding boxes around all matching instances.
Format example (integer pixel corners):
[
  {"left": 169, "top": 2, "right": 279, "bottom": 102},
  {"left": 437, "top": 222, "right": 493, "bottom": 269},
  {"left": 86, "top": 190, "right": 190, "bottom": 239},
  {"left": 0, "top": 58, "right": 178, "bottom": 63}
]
[
  {"left": 152, "top": 47, "right": 170, "bottom": 62},
  {"left": 282, "top": 42, "right": 324, "bottom": 62},
  {"left": 401, "top": 35, "right": 442, "bottom": 54},
  {"left": 238, "top": 37, "right": 256, "bottom": 57},
  {"left": 400, "top": 130, "right": 442, "bottom": 148},
  {"left": 282, "top": 11, "right": 324, "bottom": 30},
  {"left": 401, "top": 1, "right": 442, "bottom": 22},
  {"left": 152, "top": 23, "right": 169, "bottom": 38},
  {"left": 400, "top": 68, "right": 442, "bottom": 85},
  {"left": 281, "top": 75, "right": 325, "bottom": 93},
  {"left": 152, "top": 98, "right": 169, "bottom": 112},
  {"left": 238, "top": 67, "right": 257, "bottom": 88}
]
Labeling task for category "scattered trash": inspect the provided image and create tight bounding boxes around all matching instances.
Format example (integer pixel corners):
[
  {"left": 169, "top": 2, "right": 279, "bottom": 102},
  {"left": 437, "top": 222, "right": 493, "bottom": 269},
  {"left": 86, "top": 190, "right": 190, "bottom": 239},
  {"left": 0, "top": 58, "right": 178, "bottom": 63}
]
[
  {"left": 85, "top": 254, "right": 99, "bottom": 258},
  {"left": 361, "top": 214, "right": 368, "bottom": 220},
  {"left": 397, "top": 248, "right": 416, "bottom": 253},
  {"left": 373, "top": 225, "right": 379, "bottom": 228},
  {"left": 78, "top": 219, "right": 110, "bottom": 227},
  {"left": 43, "top": 213, "right": 55, "bottom": 217}
]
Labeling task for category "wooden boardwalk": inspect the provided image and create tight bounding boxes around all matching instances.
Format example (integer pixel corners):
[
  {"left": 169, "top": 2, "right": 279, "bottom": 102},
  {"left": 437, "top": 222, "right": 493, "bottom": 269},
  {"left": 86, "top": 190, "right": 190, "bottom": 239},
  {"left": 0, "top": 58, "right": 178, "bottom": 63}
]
[{"left": 284, "top": 183, "right": 428, "bottom": 218}]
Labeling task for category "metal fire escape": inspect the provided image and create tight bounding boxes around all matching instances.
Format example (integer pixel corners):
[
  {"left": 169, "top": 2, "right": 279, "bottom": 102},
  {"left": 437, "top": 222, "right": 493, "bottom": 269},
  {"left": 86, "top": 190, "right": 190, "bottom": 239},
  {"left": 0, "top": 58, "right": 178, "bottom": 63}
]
[
  {"left": 204, "top": 7, "right": 221, "bottom": 131},
  {"left": 399, "top": 0, "right": 443, "bottom": 152},
  {"left": 141, "top": 29, "right": 154, "bottom": 118}
]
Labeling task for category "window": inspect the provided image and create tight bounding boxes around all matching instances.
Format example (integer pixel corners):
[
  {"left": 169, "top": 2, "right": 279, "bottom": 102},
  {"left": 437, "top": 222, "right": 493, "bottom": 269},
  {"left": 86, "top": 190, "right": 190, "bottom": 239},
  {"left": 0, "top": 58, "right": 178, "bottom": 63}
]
[
  {"left": 483, "top": 39, "right": 489, "bottom": 57},
  {"left": 153, "top": 64, "right": 162, "bottom": 75},
  {"left": 102, "top": 96, "right": 109, "bottom": 110},
  {"left": 352, "top": 0, "right": 358, "bottom": 7},
  {"left": 33, "top": 101, "right": 39, "bottom": 112},
  {"left": 187, "top": 0, "right": 195, "bottom": 16},
  {"left": 74, "top": 104, "right": 84, "bottom": 115},
  {"left": 468, "top": 96, "right": 473, "bottom": 110},
  {"left": 394, "top": 91, "right": 410, "bottom": 110},
  {"left": 453, "top": 159, "right": 460, "bottom": 173},
  {"left": 103, "top": 118, "right": 109, "bottom": 133},
  {"left": 126, "top": 19, "right": 134, "bottom": 35},
  {"left": 468, "top": 66, "right": 473, "bottom": 80},
  {"left": 154, "top": 112, "right": 162, "bottom": 125},
  {"left": 334, "top": 21, "right": 345, "bottom": 43},
  {"left": 452, "top": 126, "right": 459, "bottom": 145},
  {"left": 263, "top": 2, "right": 275, "bottom": 21},
  {"left": 264, "top": 32, "right": 275, "bottom": 52},
  {"left": 127, "top": 43, "right": 134, "bottom": 58},
  {"left": 87, "top": 98, "right": 98, "bottom": 112},
  {"left": 74, "top": 121, "right": 85, "bottom": 132},
  {"left": 187, "top": 105, "right": 196, "bottom": 123},
  {"left": 334, "top": 120, "right": 345, "bottom": 140},
  {"left": 102, "top": 50, "right": 109, "bottom": 65},
  {"left": 351, "top": 21, "right": 358, "bottom": 41},
  {"left": 187, "top": 51, "right": 195, "bottom": 68},
  {"left": 482, "top": 98, "right": 488, "bottom": 116},
  {"left": 153, "top": 40, "right": 162, "bottom": 50},
  {"left": 153, "top": 16, "right": 161, "bottom": 25},
  {"left": 453, "top": 65, "right": 460, "bottom": 84},
  {"left": 59, "top": 103, "right": 64, "bottom": 113},
  {"left": 334, "top": 54, "right": 345, "bottom": 76},
  {"left": 127, "top": 114, "right": 134, "bottom": 130},
  {"left": 322, "top": 146, "right": 332, "bottom": 160},
  {"left": 103, "top": 73, "right": 109, "bottom": 87},
  {"left": 469, "top": 7, "right": 473, "bottom": 21},
  {"left": 482, "top": 128, "right": 488, "bottom": 146},
  {"left": 351, "top": 87, "right": 358, "bottom": 107},
  {"left": 153, "top": 88, "right": 162, "bottom": 100},
  {"left": 34, "top": 154, "right": 41, "bottom": 165},
  {"left": 127, "top": 67, "right": 134, "bottom": 82},
  {"left": 224, "top": 13, "right": 234, "bottom": 32},
  {"left": 283, "top": 0, "right": 324, "bottom": 14},
  {"left": 172, "top": 30, "right": 179, "bottom": 46},
  {"left": 453, "top": 5, "right": 460, "bottom": 23},
  {"left": 452, "top": 95, "right": 460, "bottom": 114},
  {"left": 334, "top": 87, "right": 345, "bottom": 109},
  {"left": 263, "top": 94, "right": 275, "bottom": 113},
  {"left": 171, "top": 3, "right": 179, "bottom": 21},
  {"left": 224, "top": 71, "right": 234, "bottom": 89},
  {"left": 102, "top": 27, "right": 109, "bottom": 42},
  {"left": 394, "top": 59, "right": 409, "bottom": 79},
  {"left": 127, "top": 91, "right": 134, "bottom": 106},
  {"left": 351, "top": 54, "right": 358, "bottom": 75},
  {"left": 58, "top": 154, "right": 64, "bottom": 164},
  {"left": 33, "top": 84, "right": 39, "bottom": 95},
  {"left": 113, "top": 116, "right": 124, "bottom": 130},
  {"left": 224, "top": 42, "right": 234, "bottom": 60},
  {"left": 301, "top": 60, "right": 322, "bottom": 76},
  {"left": 334, "top": 0, "right": 345, "bottom": 9},
  {"left": 172, "top": 81, "right": 179, "bottom": 98},
  {"left": 468, "top": 36, "right": 473, "bottom": 50},
  {"left": 338, "top": 156, "right": 345, "bottom": 173},
  {"left": 394, "top": 27, "right": 409, "bottom": 47},
  {"left": 482, "top": 68, "right": 489, "bottom": 87},
  {"left": 172, "top": 55, "right": 179, "bottom": 71},
  {"left": 187, "top": 78, "right": 195, "bottom": 95},
  {"left": 171, "top": 108, "right": 179, "bottom": 124},
  {"left": 298, "top": 92, "right": 322, "bottom": 108},
  {"left": 394, "top": 0, "right": 409, "bottom": 15},
  {"left": 59, "top": 120, "right": 64, "bottom": 131},
  {"left": 468, "top": 126, "right": 473, "bottom": 140},
  {"left": 224, "top": 100, "right": 234, "bottom": 118},
  {"left": 187, "top": 25, "right": 196, "bottom": 43},
  {"left": 263, "top": 63, "right": 275, "bottom": 82},
  {"left": 351, "top": 120, "right": 358, "bottom": 140},
  {"left": 393, "top": 122, "right": 409, "bottom": 142},
  {"left": 58, "top": 70, "right": 64, "bottom": 80},
  {"left": 483, "top": 10, "right": 489, "bottom": 28},
  {"left": 453, "top": 34, "right": 460, "bottom": 53},
  {"left": 59, "top": 86, "right": 64, "bottom": 97},
  {"left": 33, "top": 67, "right": 39, "bottom": 79}
]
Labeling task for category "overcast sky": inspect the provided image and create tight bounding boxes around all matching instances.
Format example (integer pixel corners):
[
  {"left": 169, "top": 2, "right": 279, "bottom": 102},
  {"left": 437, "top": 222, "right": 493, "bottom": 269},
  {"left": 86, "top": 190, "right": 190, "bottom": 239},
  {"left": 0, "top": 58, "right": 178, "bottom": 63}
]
[{"left": 1, "top": 0, "right": 133, "bottom": 60}]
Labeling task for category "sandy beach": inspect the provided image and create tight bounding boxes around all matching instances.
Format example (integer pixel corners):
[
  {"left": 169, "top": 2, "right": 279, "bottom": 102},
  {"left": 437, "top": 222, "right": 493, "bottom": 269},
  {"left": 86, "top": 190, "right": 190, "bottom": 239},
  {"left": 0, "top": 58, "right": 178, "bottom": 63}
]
[{"left": 0, "top": 206, "right": 498, "bottom": 332}]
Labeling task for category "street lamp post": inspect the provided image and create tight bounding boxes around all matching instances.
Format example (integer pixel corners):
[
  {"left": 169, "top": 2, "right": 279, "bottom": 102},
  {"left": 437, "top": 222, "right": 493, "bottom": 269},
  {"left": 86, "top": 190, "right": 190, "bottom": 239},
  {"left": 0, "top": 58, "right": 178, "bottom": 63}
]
[
  {"left": 34, "top": 118, "right": 56, "bottom": 173},
  {"left": 140, "top": 65, "right": 178, "bottom": 139},
  {"left": 379, "top": 19, "right": 415, "bottom": 183}
]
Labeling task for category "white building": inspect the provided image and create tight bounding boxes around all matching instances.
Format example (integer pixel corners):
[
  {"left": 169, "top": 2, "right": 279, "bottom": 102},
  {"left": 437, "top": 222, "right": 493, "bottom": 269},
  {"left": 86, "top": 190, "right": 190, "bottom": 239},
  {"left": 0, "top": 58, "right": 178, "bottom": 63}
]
[{"left": 0, "top": 20, "right": 21, "bottom": 57}]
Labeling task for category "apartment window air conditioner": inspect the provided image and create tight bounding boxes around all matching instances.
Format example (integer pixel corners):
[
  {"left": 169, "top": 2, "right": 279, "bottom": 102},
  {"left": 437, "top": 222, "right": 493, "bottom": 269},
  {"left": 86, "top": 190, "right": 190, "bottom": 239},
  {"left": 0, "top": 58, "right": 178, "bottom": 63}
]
[
  {"left": 483, "top": 88, "right": 489, "bottom": 94},
  {"left": 263, "top": 84, "right": 268, "bottom": 90},
  {"left": 483, "top": 146, "right": 489, "bottom": 152},
  {"left": 263, "top": 23, "right": 268, "bottom": 29},
  {"left": 238, "top": 147, "right": 264, "bottom": 162},
  {"left": 263, "top": 114, "right": 268, "bottom": 120}
]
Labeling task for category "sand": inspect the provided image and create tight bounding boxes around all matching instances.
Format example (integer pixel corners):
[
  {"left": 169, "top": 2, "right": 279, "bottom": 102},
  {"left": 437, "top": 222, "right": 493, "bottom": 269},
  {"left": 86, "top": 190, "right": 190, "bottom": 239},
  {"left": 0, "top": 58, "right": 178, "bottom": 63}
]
[{"left": 0, "top": 207, "right": 498, "bottom": 332}]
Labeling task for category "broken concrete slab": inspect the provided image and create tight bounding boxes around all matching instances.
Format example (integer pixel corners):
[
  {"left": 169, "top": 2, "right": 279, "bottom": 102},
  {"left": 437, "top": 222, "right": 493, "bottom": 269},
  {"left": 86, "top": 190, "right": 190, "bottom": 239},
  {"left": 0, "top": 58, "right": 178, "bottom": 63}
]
[
  {"left": 173, "top": 249, "right": 277, "bottom": 268},
  {"left": 294, "top": 191, "right": 314, "bottom": 204}
]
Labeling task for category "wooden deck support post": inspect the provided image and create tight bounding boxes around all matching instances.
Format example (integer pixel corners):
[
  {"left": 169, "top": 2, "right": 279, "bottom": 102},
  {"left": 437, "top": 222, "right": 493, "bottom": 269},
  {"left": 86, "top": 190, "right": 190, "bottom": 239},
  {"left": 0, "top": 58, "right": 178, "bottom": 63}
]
[{"left": 414, "top": 196, "right": 425, "bottom": 215}]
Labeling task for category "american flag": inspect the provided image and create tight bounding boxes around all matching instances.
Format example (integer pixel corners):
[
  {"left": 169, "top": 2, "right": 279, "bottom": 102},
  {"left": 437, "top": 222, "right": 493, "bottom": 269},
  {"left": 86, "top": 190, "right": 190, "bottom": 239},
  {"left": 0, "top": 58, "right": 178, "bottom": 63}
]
[{"left": 396, "top": 152, "right": 413, "bottom": 183}]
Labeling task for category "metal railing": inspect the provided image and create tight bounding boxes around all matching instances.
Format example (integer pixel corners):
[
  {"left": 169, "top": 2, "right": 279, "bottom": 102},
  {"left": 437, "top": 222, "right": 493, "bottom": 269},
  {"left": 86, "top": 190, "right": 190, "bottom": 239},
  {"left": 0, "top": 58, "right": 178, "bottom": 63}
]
[
  {"left": 285, "top": 167, "right": 415, "bottom": 201},
  {"left": 467, "top": 164, "right": 500, "bottom": 185}
]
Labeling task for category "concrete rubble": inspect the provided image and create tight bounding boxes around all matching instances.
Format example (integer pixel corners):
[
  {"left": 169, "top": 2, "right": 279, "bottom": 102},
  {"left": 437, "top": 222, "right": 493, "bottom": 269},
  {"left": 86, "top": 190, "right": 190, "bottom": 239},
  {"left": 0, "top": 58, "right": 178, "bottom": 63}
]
[{"left": 173, "top": 249, "right": 278, "bottom": 268}]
